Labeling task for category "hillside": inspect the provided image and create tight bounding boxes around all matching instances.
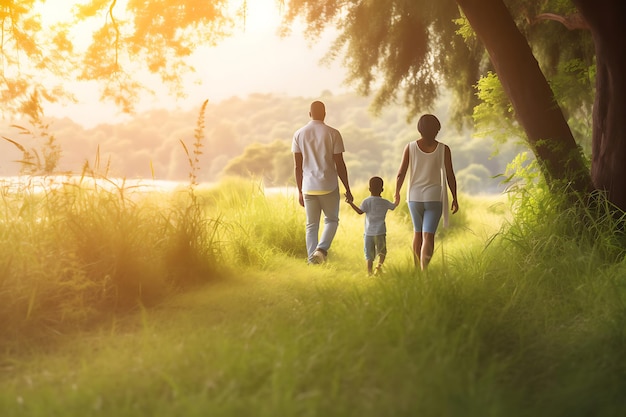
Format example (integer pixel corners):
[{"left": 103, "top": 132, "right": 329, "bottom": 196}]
[{"left": 1, "top": 92, "right": 525, "bottom": 194}]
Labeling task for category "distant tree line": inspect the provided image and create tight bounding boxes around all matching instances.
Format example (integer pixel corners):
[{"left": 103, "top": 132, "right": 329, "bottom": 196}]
[
  {"left": 217, "top": 92, "right": 524, "bottom": 194},
  {"left": 1, "top": 92, "right": 523, "bottom": 194}
]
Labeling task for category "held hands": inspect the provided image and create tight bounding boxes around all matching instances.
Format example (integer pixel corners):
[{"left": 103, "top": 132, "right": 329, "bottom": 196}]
[
  {"left": 344, "top": 191, "right": 354, "bottom": 204},
  {"left": 394, "top": 193, "right": 401, "bottom": 206}
]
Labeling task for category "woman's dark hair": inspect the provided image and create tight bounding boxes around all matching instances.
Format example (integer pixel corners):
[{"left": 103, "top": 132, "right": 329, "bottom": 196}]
[{"left": 417, "top": 114, "right": 441, "bottom": 139}]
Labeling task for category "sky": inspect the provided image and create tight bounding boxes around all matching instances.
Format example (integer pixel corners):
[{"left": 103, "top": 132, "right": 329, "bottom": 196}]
[{"left": 43, "top": 0, "right": 350, "bottom": 128}]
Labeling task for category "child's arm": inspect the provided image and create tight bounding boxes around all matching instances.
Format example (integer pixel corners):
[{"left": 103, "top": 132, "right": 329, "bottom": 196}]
[{"left": 345, "top": 194, "right": 364, "bottom": 215}]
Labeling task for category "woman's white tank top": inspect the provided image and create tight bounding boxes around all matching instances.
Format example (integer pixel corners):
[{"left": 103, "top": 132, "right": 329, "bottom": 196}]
[{"left": 407, "top": 141, "right": 446, "bottom": 202}]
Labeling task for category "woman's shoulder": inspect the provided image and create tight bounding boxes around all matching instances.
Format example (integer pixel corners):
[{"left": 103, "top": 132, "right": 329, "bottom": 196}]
[
  {"left": 436, "top": 141, "right": 450, "bottom": 151},
  {"left": 440, "top": 142, "right": 452, "bottom": 153}
]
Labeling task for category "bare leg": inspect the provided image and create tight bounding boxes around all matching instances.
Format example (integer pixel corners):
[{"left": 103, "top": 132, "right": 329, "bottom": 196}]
[
  {"left": 412, "top": 232, "right": 423, "bottom": 268},
  {"left": 367, "top": 259, "right": 374, "bottom": 275},
  {"left": 375, "top": 253, "right": 385, "bottom": 275},
  {"left": 421, "top": 232, "right": 435, "bottom": 270}
]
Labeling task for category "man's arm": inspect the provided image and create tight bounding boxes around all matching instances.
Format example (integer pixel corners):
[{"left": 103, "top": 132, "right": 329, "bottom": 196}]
[
  {"left": 294, "top": 152, "right": 304, "bottom": 207},
  {"left": 333, "top": 153, "right": 353, "bottom": 203}
]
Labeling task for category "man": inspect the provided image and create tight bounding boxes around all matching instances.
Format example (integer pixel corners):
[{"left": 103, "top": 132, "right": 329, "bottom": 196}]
[{"left": 292, "top": 101, "right": 353, "bottom": 264}]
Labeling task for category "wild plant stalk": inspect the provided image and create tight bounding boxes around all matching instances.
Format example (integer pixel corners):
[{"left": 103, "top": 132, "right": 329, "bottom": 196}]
[
  {"left": 168, "top": 99, "right": 224, "bottom": 285},
  {"left": 0, "top": 100, "right": 224, "bottom": 351},
  {"left": 2, "top": 187, "right": 625, "bottom": 416},
  {"left": 180, "top": 99, "right": 208, "bottom": 195},
  {"left": 1, "top": 91, "right": 62, "bottom": 175}
]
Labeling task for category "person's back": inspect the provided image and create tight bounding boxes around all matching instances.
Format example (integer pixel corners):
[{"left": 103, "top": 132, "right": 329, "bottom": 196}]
[
  {"left": 292, "top": 101, "right": 353, "bottom": 264},
  {"left": 346, "top": 176, "right": 396, "bottom": 275},
  {"left": 407, "top": 141, "right": 445, "bottom": 202},
  {"left": 394, "top": 114, "right": 458, "bottom": 270},
  {"left": 360, "top": 195, "right": 396, "bottom": 236},
  {"left": 293, "top": 119, "right": 343, "bottom": 193}
]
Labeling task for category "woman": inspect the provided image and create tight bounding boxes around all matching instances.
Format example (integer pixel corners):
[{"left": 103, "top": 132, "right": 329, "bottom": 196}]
[{"left": 394, "top": 114, "right": 458, "bottom": 270}]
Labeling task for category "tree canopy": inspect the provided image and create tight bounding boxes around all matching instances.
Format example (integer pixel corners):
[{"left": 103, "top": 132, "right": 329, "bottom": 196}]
[
  {"left": 283, "top": 0, "right": 626, "bottom": 210},
  {"left": 1, "top": 0, "right": 232, "bottom": 113},
  {"left": 3, "top": 0, "right": 625, "bottom": 209},
  {"left": 282, "top": 1, "right": 593, "bottom": 125}
]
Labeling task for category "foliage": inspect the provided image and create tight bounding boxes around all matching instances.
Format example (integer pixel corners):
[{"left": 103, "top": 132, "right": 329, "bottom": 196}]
[
  {"left": 1, "top": 92, "right": 62, "bottom": 175},
  {"left": 222, "top": 140, "right": 293, "bottom": 186},
  {"left": 1, "top": 182, "right": 626, "bottom": 415},
  {"left": 472, "top": 71, "right": 524, "bottom": 145},
  {"left": 0, "top": 0, "right": 599, "bottom": 164},
  {"left": 1, "top": 0, "right": 233, "bottom": 113},
  {"left": 282, "top": 0, "right": 482, "bottom": 122},
  {"left": 550, "top": 58, "right": 595, "bottom": 153},
  {"left": 503, "top": 161, "right": 626, "bottom": 265},
  {"left": 1, "top": 92, "right": 522, "bottom": 195},
  {"left": 283, "top": 0, "right": 599, "bottom": 199},
  {"left": 0, "top": 0, "right": 76, "bottom": 114},
  {"left": 282, "top": 0, "right": 594, "bottom": 126},
  {"left": 180, "top": 99, "right": 208, "bottom": 190},
  {"left": 472, "top": 63, "right": 594, "bottom": 156},
  {"left": 203, "top": 178, "right": 307, "bottom": 267},
  {"left": 0, "top": 174, "right": 224, "bottom": 351},
  {"left": 456, "top": 163, "right": 495, "bottom": 195}
]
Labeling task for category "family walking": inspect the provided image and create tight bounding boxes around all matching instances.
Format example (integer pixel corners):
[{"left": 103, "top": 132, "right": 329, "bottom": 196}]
[{"left": 292, "top": 101, "right": 458, "bottom": 272}]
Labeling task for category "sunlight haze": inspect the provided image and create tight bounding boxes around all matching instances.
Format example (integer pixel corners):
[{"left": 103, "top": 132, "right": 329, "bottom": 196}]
[{"left": 40, "top": 0, "right": 349, "bottom": 128}]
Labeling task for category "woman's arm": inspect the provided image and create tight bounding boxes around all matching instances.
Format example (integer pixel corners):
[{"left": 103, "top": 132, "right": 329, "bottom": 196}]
[
  {"left": 444, "top": 145, "right": 458, "bottom": 214},
  {"left": 394, "top": 144, "right": 410, "bottom": 205}
]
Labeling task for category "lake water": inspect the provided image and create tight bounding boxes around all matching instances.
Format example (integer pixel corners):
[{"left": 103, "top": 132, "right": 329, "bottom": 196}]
[{"left": 0, "top": 175, "right": 298, "bottom": 197}]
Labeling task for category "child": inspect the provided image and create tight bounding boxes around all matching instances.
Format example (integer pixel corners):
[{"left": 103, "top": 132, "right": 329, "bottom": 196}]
[{"left": 346, "top": 176, "right": 398, "bottom": 275}]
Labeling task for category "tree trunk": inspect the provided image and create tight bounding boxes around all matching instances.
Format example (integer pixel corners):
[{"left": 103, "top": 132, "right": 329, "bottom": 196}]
[
  {"left": 572, "top": 0, "right": 626, "bottom": 211},
  {"left": 456, "top": 0, "right": 591, "bottom": 193}
]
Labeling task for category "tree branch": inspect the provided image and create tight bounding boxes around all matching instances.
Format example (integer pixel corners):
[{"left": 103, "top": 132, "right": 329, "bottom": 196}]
[
  {"left": 108, "top": 0, "right": 120, "bottom": 70},
  {"left": 533, "top": 12, "right": 589, "bottom": 30}
]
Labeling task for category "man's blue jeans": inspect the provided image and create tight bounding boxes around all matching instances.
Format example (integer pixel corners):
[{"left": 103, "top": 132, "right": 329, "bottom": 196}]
[{"left": 304, "top": 188, "right": 340, "bottom": 262}]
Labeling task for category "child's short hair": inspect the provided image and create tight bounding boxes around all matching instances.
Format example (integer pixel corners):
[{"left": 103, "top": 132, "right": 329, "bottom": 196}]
[{"left": 369, "top": 176, "right": 384, "bottom": 192}]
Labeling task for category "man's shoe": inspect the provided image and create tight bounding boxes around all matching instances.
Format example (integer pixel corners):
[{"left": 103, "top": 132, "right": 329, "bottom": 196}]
[{"left": 311, "top": 249, "right": 327, "bottom": 264}]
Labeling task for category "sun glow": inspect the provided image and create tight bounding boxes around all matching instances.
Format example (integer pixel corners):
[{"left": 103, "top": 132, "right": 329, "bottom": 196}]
[
  {"left": 37, "top": 0, "right": 110, "bottom": 49},
  {"left": 229, "top": 0, "right": 284, "bottom": 33},
  {"left": 29, "top": 0, "right": 346, "bottom": 127}
]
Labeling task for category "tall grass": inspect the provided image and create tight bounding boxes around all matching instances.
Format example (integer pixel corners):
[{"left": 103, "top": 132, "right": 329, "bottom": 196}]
[
  {"left": 0, "top": 99, "right": 225, "bottom": 351},
  {"left": 0, "top": 175, "right": 223, "bottom": 351},
  {"left": 202, "top": 177, "right": 307, "bottom": 268},
  {"left": 1, "top": 173, "right": 626, "bottom": 416}
]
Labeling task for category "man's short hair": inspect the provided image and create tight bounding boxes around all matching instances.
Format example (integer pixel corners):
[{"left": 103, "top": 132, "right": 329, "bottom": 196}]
[{"left": 310, "top": 101, "right": 326, "bottom": 120}]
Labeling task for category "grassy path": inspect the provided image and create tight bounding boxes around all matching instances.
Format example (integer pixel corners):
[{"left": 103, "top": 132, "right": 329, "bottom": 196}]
[
  {"left": 2, "top": 267, "right": 508, "bottom": 417},
  {"left": 0, "top": 195, "right": 512, "bottom": 416},
  {"left": 4, "top": 192, "right": 624, "bottom": 416},
  {"left": 2, "top": 263, "right": 430, "bottom": 416}
]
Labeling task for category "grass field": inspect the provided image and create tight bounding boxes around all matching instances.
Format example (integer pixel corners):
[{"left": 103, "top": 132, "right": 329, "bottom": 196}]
[{"left": 1, "top": 177, "right": 625, "bottom": 416}]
